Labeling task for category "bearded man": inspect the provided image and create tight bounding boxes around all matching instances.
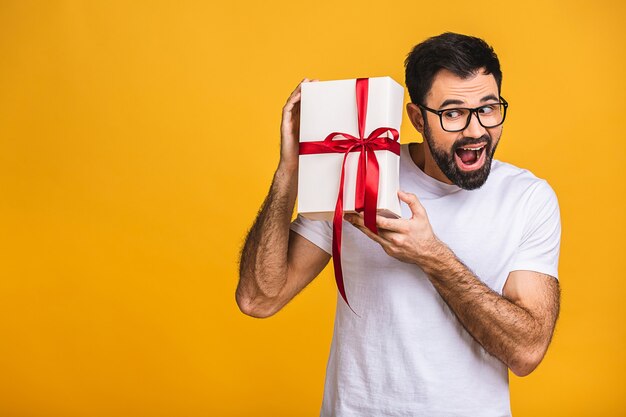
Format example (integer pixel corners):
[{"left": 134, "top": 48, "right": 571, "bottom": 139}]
[{"left": 237, "top": 32, "right": 561, "bottom": 417}]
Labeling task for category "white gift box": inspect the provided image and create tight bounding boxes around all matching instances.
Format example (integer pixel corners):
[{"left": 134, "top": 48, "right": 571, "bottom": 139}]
[{"left": 297, "top": 76, "right": 404, "bottom": 221}]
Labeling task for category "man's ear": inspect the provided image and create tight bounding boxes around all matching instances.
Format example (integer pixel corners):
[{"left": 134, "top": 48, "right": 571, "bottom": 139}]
[{"left": 406, "top": 103, "right": 425, "bottom": 134}]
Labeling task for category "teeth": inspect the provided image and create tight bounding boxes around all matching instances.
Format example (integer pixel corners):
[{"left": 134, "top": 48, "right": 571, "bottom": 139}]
[{"left": 461, "top": 145, "right": 485, "bottom": 151}]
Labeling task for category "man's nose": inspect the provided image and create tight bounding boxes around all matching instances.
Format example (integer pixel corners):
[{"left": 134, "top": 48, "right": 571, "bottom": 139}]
[{"left": 462, "top": 111, "right": 487, "bottom": 138}]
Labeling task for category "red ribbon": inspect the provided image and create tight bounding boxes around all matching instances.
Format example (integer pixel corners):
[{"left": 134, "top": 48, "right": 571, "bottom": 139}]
[{"left": 299, "top": 78, "right": 400, "bottom": 313}]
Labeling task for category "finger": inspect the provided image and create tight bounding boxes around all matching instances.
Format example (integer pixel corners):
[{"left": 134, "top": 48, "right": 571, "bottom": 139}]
[
  {"left": 298, "top": 77, "right": 309, "bottom": 87},
  {"left": 344, "top": 212, "right": 370, "bottom": 230},
  {"left": 284, "top": 91, "right": 301, "bottom": 109},
  {"left": 283, "top": 90, "right": 304, "bottom": 115},
  {"left": 284, "top": 77, "right": 319, "bottom": 111},
  {"left": 375, "top": 214, "right": 406, "bottom": 233},
  {"left": 345, "top": 212, "right": 402, "bottom": 232},
  {"left": 344, "top": 212, "right": 363, "bottom": 226},
  {"left": 398, "top": 190, "right": 426, "bottom": 218},
  {"left": 286, "top": 86, "right": 303, "bottom": 104},
  {"left": 353, "top": 221, "right": 390, "bottom": 247},
  {"left": 346, "top": 213, "right": 406, "bottom": 250},
  {"left": 344, "top": 213, "right": 390, "bottom": 246},
  {"left": 377, "top": 228, "right": 402, "bottom": 243},
  {"left": 285, "top": 78, "right": 309, "bottom": 102}
]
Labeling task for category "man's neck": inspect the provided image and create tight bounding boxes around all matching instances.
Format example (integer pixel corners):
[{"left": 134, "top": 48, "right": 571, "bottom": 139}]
[{"left": 408, "top": 142, "right": 453, "bottom": 185}]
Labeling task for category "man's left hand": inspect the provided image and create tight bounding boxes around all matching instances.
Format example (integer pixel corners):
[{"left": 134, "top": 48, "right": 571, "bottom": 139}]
[{"left": 344, "top": 191, "right": 442, "bottom": 265}]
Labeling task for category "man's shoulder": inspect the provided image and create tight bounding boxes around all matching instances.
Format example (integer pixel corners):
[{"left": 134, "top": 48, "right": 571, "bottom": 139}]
[
  {"left": 489, "top": 160, "right": 557, "bottom": 200},
  {"left": 491, "top": 159, "right": 548, "bottom": 186}
]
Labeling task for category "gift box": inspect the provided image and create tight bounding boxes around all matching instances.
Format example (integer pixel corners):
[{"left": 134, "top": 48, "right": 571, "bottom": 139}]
[
  {"left": 297, "top": 76, "right": 405, "bottom": 313},
  {"left": 297, "top": 76, "right": 404, "bottom": 221}
]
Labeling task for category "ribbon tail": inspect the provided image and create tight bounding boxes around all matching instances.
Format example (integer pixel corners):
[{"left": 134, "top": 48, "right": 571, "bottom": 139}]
[
  {"left": 363, "top": 145, "right": 380, "bottom": 235},
  {"left": 332, "top": 153, "right": 359, "bottom": 316}
]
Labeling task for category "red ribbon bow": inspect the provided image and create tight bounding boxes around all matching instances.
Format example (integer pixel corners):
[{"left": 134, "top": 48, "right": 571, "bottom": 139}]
[{"left": 299, "top": 78, "right": 400, "bottom": 313}]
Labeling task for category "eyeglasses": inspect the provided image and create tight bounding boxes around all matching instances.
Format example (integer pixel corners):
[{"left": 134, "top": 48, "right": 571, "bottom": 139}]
[{"left": 418, "top": 97, "right": 509, "bottom": 132}]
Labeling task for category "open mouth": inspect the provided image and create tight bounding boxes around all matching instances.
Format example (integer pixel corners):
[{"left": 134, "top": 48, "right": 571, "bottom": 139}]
[{"left": 454, "top": 143, "right": 487, "bottom": 171}]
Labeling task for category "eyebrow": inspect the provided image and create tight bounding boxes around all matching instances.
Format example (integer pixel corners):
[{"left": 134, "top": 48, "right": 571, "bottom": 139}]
[{"left": 439, "top": 94, "right": 500, "bottom": 109}]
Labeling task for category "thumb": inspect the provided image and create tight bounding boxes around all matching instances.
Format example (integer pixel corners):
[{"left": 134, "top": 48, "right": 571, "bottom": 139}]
[{"left": 398, "top": 190, "right": 425, "bottom": 218}]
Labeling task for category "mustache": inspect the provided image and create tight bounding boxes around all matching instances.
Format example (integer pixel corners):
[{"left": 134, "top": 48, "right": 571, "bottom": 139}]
[{"left": 452, "top": 134, "right": 492, "bottom": 151}]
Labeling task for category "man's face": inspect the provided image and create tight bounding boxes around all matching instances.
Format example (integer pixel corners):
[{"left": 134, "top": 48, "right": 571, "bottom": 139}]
[{"left": 420, "top": 69, "right": 503, "bottom": 190}]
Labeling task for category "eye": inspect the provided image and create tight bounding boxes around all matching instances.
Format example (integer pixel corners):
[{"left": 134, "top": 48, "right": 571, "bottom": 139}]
[
  {"left": 478, "top": 104, "right": 498, "bottom": 115},
  {"left": 442, "top": 109, "right": 465, "bottom": 120}
]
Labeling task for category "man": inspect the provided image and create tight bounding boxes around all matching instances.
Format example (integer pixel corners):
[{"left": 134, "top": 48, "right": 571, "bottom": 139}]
[{"left": 237, "top": 32, "right": 561, "bottom": 416}]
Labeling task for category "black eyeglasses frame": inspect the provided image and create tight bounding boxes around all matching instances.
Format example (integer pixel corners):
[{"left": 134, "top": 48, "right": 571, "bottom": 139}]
[{"left": 418, "top": 97, "right": 509, "bottom": 133}]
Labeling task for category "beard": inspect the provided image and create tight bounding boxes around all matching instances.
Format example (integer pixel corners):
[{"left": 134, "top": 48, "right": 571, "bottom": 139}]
[{"left": 423, "top": 120, "right": 500, "bottom": 190}]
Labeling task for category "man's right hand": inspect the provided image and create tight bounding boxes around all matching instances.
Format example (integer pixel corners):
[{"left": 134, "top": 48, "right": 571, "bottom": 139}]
[
  {"left": 236, "top": 77, "right": 330, "bottom": 318},
  {"left": 279, "top": 78, "right": 318, "bottom": 170}
]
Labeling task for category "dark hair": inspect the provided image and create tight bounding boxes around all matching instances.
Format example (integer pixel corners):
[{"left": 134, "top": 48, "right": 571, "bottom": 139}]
[{"left": 404, "top": 32, "right": 502, "bottom": 105}]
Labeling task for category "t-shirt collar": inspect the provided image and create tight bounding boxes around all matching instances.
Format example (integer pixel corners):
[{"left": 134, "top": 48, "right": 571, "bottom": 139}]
[{"left": 402, "top": 143, "right": 463, "bottom": 196}]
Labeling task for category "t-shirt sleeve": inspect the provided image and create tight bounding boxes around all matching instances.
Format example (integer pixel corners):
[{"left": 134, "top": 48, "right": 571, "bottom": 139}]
[
  {"left": 509, "top": 180, "right": 561, "bottom": 280},
  {"left": 289, "top": 215, "right": 333, "bottom": 256}
]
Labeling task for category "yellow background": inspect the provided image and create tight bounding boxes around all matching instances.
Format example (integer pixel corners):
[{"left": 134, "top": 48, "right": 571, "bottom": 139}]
[{"left": 0, "top": 1, "right": 624, "bottom": 416}]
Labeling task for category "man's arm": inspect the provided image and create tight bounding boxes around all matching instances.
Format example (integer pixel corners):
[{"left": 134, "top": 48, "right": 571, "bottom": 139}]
[
  {"left": 236, "top": 79, "right": 330, "bottom": 318},
  {"left": 420, "top": 246, "right": 560, "bottom": 376},
  {"left": 345, "top": 190, "right": 560, "bottom": 376}
]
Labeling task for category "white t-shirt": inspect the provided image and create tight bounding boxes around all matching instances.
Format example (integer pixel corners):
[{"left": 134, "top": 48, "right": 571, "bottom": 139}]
[{"left": 290, "top": 143, "right": 561, "bottom": 417}]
